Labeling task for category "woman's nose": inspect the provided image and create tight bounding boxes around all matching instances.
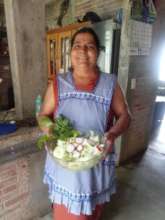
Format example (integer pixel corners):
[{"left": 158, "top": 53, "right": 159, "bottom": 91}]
[{"left": 79, "top": 45, "right": 87, "bottom": 52}]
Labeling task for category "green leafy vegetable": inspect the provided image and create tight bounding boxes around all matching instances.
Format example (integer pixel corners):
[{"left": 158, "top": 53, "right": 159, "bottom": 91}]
[
  {"left": 52, "top": 115, "right": 80, "bottom": 140},
  {"left": 37, "top": 135, "right": 57, "bottom": 150},
  {"left": 37, "top": 115, "right": 80, "bottom": 149}
]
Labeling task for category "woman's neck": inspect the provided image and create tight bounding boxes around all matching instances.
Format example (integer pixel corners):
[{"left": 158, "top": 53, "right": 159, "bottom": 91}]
[
  {"left": 72, "top": 67, "right": 99, "bottom": 86},
  {"left": 72, "top": 68, "right": 99, "bottom": 91}
]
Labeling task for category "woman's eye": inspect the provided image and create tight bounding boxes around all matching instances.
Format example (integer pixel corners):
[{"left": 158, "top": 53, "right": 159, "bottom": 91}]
[
  {"left": 73, "top": 44, "right": 80, "bottom": 49},
  {"left": 86, "top": 45, "right": 96, "bottom": 50}
]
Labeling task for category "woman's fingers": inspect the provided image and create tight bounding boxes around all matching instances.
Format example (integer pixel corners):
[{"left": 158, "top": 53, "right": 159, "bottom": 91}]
[{"left": 104, "top": 132, "right": 116, "bottom": 154}]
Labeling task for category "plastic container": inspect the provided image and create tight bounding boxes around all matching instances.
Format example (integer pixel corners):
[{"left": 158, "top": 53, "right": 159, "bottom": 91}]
[
  {"left": 0, "top": 122, "right": 17, "bottom": 136},
  {"left": 35, "top": 95, "right": 42, "bottom": 117},
  {"left": 48, "top": 150, "right": 106, "bottom": 171},
  {"left": 46, "top": 136, "right": 108, "bottom": 171}
]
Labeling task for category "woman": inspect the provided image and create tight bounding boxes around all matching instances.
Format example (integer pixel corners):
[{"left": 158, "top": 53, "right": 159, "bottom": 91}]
[{"left": 38, "top": 27, "right": 131, "bottom": 220}]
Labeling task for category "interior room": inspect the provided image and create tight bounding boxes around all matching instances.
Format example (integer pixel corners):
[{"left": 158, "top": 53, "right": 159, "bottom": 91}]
[{"left": 0, "top": 0, "right": 165, "bottom": 219}]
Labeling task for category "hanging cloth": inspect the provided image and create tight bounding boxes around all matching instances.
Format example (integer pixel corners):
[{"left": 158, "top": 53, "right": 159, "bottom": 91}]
[{"left": 131, "top": 0, "right": 157, "bottom": 24}]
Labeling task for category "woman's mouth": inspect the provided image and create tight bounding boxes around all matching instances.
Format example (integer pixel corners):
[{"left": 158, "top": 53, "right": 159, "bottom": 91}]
[{"left": 78, "top": 56, "right": 88, "bottom": 62}]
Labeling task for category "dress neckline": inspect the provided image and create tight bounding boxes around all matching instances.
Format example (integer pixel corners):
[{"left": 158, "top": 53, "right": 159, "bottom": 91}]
[{"left": 69, "top": 71, "right": 100, "bottom": 93}]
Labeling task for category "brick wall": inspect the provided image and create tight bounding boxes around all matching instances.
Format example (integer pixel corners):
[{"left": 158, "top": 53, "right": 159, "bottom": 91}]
[
  {"left": 46, "top": 0, "right": 123, "bottom": 29},
  {"left": 0, "top": 151, "right": 50, "bottom": 220},
  {"left": 46, "top": 0, "right": 74, "bottom": 29},
  {"left": 75, "top": 0, "right": 122, "bottom": 20},
  {"left": 0, "top": 158, "right": 30, "bottom": 219}
]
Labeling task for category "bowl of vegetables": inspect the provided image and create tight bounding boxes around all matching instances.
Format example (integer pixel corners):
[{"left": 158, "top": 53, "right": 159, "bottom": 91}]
[{"left": 37, "top": 115, "right": 107, "bottom": 171}]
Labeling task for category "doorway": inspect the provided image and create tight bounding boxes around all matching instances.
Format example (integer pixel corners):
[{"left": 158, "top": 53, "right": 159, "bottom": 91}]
[
  {"left": 150, "top": 44, "right": 165, "bottom": 154},
  {"left": 0, "top": 1, "right": 15, "bottom": 115}
]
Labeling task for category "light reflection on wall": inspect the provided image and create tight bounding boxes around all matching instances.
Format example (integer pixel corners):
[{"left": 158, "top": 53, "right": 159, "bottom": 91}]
[
  {"left": 159, "top": 46, "right": 165, "bottom": 81},
  {"left": 105, "top": 30, "right": 111, "bottom": 73},
  {"left": 97, "top": 30, "right": 112, "bottom": 73}
]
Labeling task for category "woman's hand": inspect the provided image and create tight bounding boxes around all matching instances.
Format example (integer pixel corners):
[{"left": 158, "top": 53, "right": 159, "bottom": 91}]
[
  {"left": 37, "top": 81, "right": 56, "bottom": 136},
  {"left": 37, "top": 115, "right": 54, "bottom": 136},
  {"left": 104, "top": 132, "right": 117, "bottom": 154},
  {"left": 40, "top": 126, "right": 53, "bottom": 136}
]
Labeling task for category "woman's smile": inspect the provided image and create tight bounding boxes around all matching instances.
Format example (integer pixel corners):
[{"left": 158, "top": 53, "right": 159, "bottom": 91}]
[
  {"left": 77, "top": 55, "right": 88, "bottom": 63},
  {"left": 71, "top": 33, "right": 98, "bottom": 70}
]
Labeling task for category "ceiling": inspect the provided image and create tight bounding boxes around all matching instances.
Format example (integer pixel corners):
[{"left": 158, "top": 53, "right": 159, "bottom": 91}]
[{"left": 0, "top": 0, "right": 58, "bottom": 6}]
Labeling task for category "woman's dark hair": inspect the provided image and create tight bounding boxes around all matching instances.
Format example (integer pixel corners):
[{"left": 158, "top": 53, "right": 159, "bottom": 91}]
[{"left": 71, "top": 27, "right": 100, "bottom": 53}]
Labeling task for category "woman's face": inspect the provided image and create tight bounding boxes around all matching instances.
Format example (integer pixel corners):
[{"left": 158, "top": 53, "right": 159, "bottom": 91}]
[{"left": 71, "top": 32, "right": 98, "bottom": 71}]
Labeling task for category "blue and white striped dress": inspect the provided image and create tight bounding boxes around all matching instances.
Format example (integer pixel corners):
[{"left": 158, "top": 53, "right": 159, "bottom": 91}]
[{"left": 43, "top": 71, "right": 117, "bottom": 215}]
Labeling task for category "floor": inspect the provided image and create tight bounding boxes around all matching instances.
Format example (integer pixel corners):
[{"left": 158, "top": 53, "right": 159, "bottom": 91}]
[{"left": 37, "top": 115, "right": 165, "bottom": 220}]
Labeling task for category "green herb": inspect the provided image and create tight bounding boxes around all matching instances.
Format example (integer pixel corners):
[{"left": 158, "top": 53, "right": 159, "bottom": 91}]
[
  {"left": 37, "top": 115, "right": 80, "bottom": 149},
  {"left": 53, "top": 115, "right": 80, "bottom": 140},
  {"left": 37, "top": 135, "right": 57, "bottom": 150}
]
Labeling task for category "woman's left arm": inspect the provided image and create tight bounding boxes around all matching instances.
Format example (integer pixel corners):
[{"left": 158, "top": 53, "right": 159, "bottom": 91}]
[{"left": 105, "top": 82, "right": 131, "bottom": 148}]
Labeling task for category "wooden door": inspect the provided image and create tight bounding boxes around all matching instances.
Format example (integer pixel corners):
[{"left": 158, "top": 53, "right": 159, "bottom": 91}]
[
  {"left": 58, "top": 30, "right": 72, "bottom": 74},
  {"left": 47, "top": 33, "right": 58, "bottom": 82}
]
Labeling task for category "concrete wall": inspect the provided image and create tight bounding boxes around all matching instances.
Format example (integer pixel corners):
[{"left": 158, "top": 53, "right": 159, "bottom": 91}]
[{"left": 4, "top": 0, "right": 47, "bottom": 119}]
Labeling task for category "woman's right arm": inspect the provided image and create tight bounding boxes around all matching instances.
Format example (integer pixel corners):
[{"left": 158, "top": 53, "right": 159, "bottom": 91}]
[{"left": 37, "top": 81, "right": 55, "bottom": 135}]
